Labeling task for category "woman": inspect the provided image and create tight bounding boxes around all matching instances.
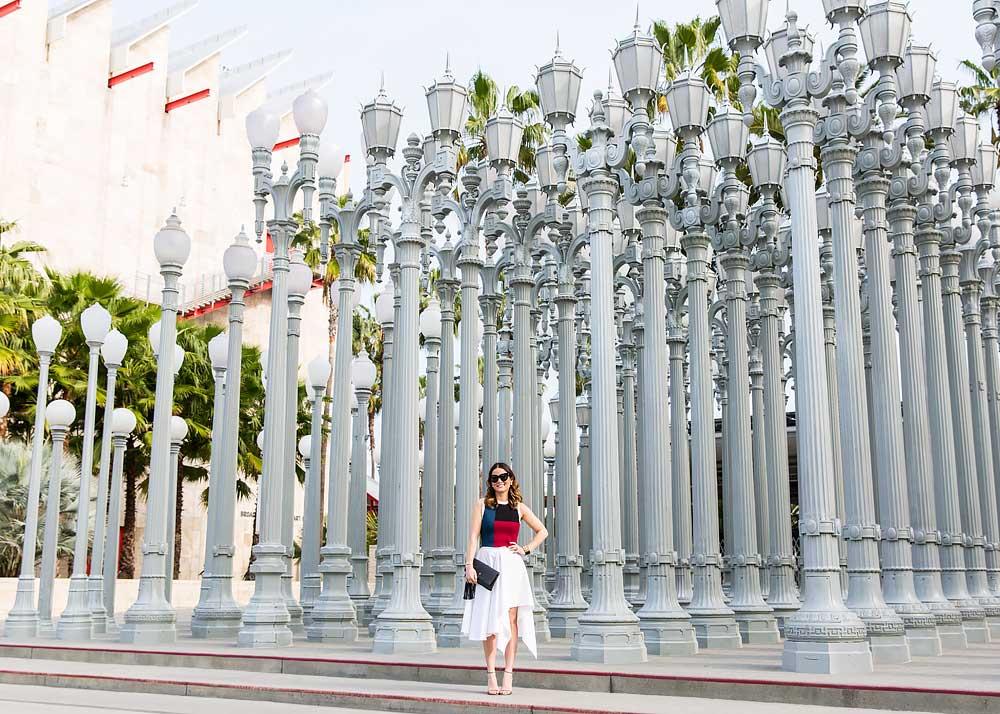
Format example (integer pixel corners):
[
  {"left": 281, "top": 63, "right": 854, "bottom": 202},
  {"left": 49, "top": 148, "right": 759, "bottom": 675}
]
[{"left": 461, "top": 462, "right": 548, "bottom": 696}]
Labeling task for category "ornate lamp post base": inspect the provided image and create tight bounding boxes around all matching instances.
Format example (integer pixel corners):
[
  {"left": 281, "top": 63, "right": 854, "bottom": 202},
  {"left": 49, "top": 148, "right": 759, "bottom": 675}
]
[
  {"left": 570, "top": 620, "right": 648, "bottom": 664},
  {"left": 925, "top": 605, "right": 968, "bottom": 650},
  {"left": 897, "top": 612, "right": 944, "bottom": 657},
  {"left": 638, "top": 616, "right": 699, "bottom": 656},
  {"left": 548, "top": 600, "right": 589, "bottom": 640},
  {"left": 236, "top": 546, "right": 293, "bottom": 648},
  {"left": 307, "top": 547, "right": 359, "bottom": 643},
  {"left": 958, "top": 605, "right": 989, "bottom": 643},
  {"left": 689, "top": 612, "right": 744, "bottom": 650},
  {"left": 190, "top": 576, "right": 242, "bottom": 639},
  {"left": 734, "top": 609, "right": 781, "bottom": 645},
  {"left": 863, "top": 627, "right": 911, "bottom": 665},
  {"left": 5, "top": 578, "right": 40, "bottom": 639},
  {"left": 782, "top": 638, "right": 874, "bottom": 675},
  {"left": 120, "top": 593, "right": 177, "bottom": 646},
  {"left": 56, "top": 578, "right": 94, "bottom": 641}
]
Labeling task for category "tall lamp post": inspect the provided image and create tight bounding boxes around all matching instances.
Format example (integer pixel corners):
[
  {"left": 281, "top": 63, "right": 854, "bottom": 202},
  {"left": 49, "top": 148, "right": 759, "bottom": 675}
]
[
  {"left": 58, "top": 303, "right": 111, "bottom": 640},
  {"left": 239, "top": 88, "right": 327, "bottom": 648},
  {"left": 88, "top": 328, "right": 128, "bottom": 634},
  {"left": 349, "top": 351, "right": 377, "bottom": 617},
  {"left": 301, "top": 354, "right": 330, "bottom": 622},
  {"left": 38, "top": 399, "right": 76, "bottom": 631},
  {"left": 103, "top": 407, "right": 137, "bottom": 629},
  {"left": 164, "top": 415, "right": 188, "bottom": 604},
  {"left": 120, "top": 212, "right": 192, "bottom": 645},
  {"left": 418, "top": 299, "right": 442, "bottom": 616},
  {"left": 5, "top": 314, "right": 62, "bottom": 638},
  {"left": 191, "top": 228, "right": 257, "bottom": 639}
]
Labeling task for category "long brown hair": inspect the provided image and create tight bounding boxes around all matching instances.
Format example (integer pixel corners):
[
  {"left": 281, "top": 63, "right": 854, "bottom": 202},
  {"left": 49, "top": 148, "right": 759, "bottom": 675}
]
[{"left": 484, "top": 461, "right": 522, "bottom": 509}]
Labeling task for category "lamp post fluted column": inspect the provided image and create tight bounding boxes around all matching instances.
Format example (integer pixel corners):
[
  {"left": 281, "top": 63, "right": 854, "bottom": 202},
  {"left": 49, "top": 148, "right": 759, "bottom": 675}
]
[
  {"left": 981, "top": 262, "right": 1000, "bottom": 600},
  {"left": 103, "top": 410, "right": 135, "bottom": 628},
  {"left": 349, "top": 380, "right": 374, "bottom": 613},
  {"left": 747, "top": 10, "right": 873, "bottom": 671},
  {"left": 748, "top": 305, "right": 769, "bottom": 600},
  {"left": 301, "top": 370, "right": 327, "bottom": 623},
  {"left": 5, "top": 317, "right": 61, "bottom": 638},
  {"left": 89, "top": 330, "right": 127, "bottom": 634},
  {"left": 480, "top": 289, "right": 501, "bottom": 476},
  {"left": 121, "top": 213, "right": 191, "bottom": 645},
  {"left": 39, "top": 402, "right": 76, "bottom": 630},
  {"left": 191, "top": 229, "right": 255, "bottom": 638},
  {"left": 194, "top": 338, "right": 226, "bottom": 618},
  {"left": 419, "top": 320, "right": 441, "bottom": 617},
  {"left": 164, "top": 417, "right": 187, "bottom": 606},
  {"left": 667, "top": 324, "right": 693, "bottom": 606}
]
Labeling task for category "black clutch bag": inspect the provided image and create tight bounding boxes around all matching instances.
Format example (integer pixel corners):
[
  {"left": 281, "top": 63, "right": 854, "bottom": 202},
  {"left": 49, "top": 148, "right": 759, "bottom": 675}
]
[
  {"left": 463, "top": 582, "right": 476, "bottom": 600},
  {"left": 473, "top": 558, "right": 500, "bottom": 591}
]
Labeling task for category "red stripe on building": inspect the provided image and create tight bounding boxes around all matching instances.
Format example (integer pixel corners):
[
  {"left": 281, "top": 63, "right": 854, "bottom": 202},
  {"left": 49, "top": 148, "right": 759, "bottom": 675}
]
[
  {"left": 108, "top": 62, "right": 155, "bottom": 88},
  {"left": 164, "top": 88, "right": 210, "bottom": 113},
  {"left": 0, "top": 1, "right": 21, "bottom": 19},
  {"left": 273, "top": 137, "right": 300, "bottom": 151}
]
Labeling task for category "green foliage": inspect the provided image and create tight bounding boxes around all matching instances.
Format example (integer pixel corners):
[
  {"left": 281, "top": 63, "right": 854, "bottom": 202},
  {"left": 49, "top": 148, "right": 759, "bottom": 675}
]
[{"left": 959, "top": 59, "right": 1000, "bottom": 144}]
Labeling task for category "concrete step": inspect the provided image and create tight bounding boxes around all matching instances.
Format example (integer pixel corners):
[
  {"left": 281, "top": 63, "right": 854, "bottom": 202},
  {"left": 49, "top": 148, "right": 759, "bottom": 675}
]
[{"left": 0, "top": 656, "right": 916, "bottom": 714}]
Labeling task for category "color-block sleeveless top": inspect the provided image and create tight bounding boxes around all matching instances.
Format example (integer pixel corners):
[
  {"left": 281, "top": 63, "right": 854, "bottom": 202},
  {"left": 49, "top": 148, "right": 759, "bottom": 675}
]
[{"left": 480, "top": 502, "right": 520, "bottom": 548}]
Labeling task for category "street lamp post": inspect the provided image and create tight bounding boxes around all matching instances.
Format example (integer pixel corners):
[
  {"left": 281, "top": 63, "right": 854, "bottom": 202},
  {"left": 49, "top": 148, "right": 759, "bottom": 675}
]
[
  {"left": 121, "top": 212, "right": 191, "bottom": 645},
  {"left": 418, "top": 299, "right": 442, "bottom": 617},
  {"left": 164, "top": 416, "right": 188, "bottom": 605},
  {"left": 191, "top": 229, "right": 257, "bottom": 639},
  {"left": 349, "top": 352, "right": 377, "bottom": 617},
  {"left": 103, "top": 408, "right": 137, "bottom": 629},
  {"left": 88, "top": 329, "right": 128, "bottom": 635},
  {"left": 58, "top": 303, "right": 111, "bottom": 641},
  {"left": 38, "top": 400, "right": 77, "bottom": 630},
  {"left": 238, "top": 89, "right": 327, "bottom": 648},
  {"left": 5, "top": 315, "right": 62, "bottom": 638},
  {"left": 301, "top": 354, "right": 330, "bottom": 623}
]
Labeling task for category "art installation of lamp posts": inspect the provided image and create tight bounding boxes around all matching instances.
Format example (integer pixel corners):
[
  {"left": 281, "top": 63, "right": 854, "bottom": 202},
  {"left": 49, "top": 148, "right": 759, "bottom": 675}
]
[{"left": 12, "top": 0, "right": 1000, "bottom": 680}]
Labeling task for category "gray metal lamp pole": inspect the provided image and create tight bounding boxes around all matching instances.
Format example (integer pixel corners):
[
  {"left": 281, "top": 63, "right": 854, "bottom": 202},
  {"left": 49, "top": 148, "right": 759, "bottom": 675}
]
[
  {"left": 300, "top": 354, "right": 331, "bottom": 623},
  {"left": 58, "top": 304, "right": 111, "bottom": 641},
  {"left": 238, "top": 90, "right": 327, "bottom": 648},
  {"left": 102, "top": 408, "right": 136, "bottom": 629},
  {"left": 88, "top": 329, "right": 128, "bottom": 635},
  {"left": 191, "top": 229, "right": 257, "bottom": 639},
  {"left": 418, "top": 301, "right": 442, "bottom": 618},
  {"left": 164, "top": 416, "right": 188, "bottom": 605},
  {"left": 349, "top": 355, "right": 377, "bottom": 616},
  {"left": 889, "top": 45, "right": 967, "bottom": 648},
  {"left": 120, "top": 212, "right": 192, "bottom": 645},
  {"left": 5, "top": 315, "right": 62, "bottom": 638},
  {"left": 722, "top": 3, "right": 873, "bottom": 671},
  {"left": 38, "top": 400, "right": 76, "bottom": 633}
]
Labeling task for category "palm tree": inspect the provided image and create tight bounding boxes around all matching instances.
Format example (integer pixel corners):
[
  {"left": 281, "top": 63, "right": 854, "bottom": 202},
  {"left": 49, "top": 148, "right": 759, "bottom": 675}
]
[
  {"left": 0, "top": 238, "right": 47, "bottom": 377},
  {"left": 959, "top": 59, "right": 1000, "bottom": 143},
  {"left": 462, "top": 70, "right": 548, "bottom": 182},
  {"left": 654, "top": 16, "right": 740, "bottom": 112}
]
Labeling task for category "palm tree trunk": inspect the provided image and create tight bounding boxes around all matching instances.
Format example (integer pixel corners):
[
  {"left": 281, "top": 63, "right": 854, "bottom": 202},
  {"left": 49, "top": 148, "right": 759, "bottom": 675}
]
[{"left": 120, "top": 467, "right": 136, "bottom": 578}]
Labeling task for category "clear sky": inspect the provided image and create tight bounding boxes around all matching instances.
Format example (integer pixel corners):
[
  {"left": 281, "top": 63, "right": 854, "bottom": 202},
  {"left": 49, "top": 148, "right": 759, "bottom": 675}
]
[{"left": 109, "top": 0, "right": 980, "bottom": 196}]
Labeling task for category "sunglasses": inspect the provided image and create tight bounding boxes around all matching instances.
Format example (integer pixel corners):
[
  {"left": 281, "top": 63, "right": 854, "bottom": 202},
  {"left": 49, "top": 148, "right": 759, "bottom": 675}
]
[{"left": 489, "top": 473, "right": 510, "bottom": 484}]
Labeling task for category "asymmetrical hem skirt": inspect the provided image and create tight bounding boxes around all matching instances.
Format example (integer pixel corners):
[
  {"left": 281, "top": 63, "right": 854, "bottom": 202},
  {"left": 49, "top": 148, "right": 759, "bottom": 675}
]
[{"left": 460, "top": 545, "right": 537, "bottom": 658}]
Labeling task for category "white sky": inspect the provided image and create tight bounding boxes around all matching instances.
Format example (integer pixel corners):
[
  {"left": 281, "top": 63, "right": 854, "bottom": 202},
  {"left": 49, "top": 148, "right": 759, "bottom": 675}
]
[{"left": 110, "top": 0, "right": 980, "bottom": 197}]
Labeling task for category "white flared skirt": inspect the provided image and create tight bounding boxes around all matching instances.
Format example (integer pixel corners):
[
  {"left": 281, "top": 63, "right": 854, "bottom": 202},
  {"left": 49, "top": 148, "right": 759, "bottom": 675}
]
[{"left": 460, "top": 546, "right": 537, "bottom": 658}]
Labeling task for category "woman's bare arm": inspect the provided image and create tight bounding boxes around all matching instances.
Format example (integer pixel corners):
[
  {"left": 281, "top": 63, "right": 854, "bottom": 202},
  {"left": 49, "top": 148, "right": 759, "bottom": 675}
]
[
  {"left": 509, "top": 503, "right": 547, "bottom": 555},
  {"left": 464, "top": 499, "right": 484, "bottom": 582}
]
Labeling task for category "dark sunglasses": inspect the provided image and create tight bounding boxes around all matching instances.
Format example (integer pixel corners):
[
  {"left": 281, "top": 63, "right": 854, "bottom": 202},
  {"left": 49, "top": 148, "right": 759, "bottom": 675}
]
[{"left": 489, "top": 473, "right": 510, "bottom": 484}]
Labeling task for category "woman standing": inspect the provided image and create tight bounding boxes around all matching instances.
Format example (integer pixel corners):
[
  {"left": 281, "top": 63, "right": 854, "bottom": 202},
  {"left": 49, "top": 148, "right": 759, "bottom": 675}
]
[{"left": 461, "top": 462, "right": 548, "bottom": 696}]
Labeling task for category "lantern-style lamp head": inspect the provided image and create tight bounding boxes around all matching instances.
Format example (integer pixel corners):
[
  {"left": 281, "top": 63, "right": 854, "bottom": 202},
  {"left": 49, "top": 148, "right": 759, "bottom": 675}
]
[
  {"left": 484, "top": 106, "right": 524, "bottom": 168},
  {"left": 375, "top": 286, "right": 395, "bottom": 325},
  {"left": 46, "top": 399, "right": 76, "bottom": 429},
  {"left": 307, "top": 354, "right": 332, "bottom": 391},
  {"left": 858, "top": 0, "right": 912, "bottom": 68},
  {"left": 950, "top": 113, "right": 980, "bottom": 163},
  {"left": 287, "top": 251, "right": 314, "bottom": 298},
  {"left": 611, "top": 19, "right": 663, "bottom": 111},
  {"left": 536, "top": 41, "right": 583, "bottom": 129},
  {"left": 535, "top": 143, "right": 557, "bottom": 192},
  {"left": 32, "top": 315, "right": 62, "bottom": 355},
  {"left": 208, "top": 332, "right": 229, "bottom": 371},
  {"left": 972, "top": 142, "right": 999, "bottom": 188},
  {"left": 246, "top": 106, "right": 280, "bottom": 150},
  {"left": 169, "top": 415, "right": 188, "bottom": 444},
  {"left": 351, "top": 350, "right": 377, "bottom": 391},
  {"left": 425, "top": 58, "right": 468, "bottom": 140},
  {"left": 747, "top": 130, "right": 786, "bottom": 189},
  {"left": 663, "top": 71, "right": 710, "bottom": 134},
  {"left": 718, "top": 0, "right": 769, "bottom": 48},
  {"left": 318, "top": 144, "right": 345, "bottom": 180},
  {"left": 111, "top": 407, "right": 137, "bottom": 436},
  {"left": 153, "top": 212, "right": 192, "bottom": 268},
  {"left": 361, "top": 81, "right": 404, "bottom": 158},
  {"left": 816, "top": 186, "right": 832, "bottom": 233},
  {"left": 224, "top": 227, "right": 257, "bottom": 283},
  {"left": 763, "top": 22, "right": 816, "bottom": 80},
  {"left": 81, "top": 304, "right": 112, "bottom": 344},
  {"left": 293, "top": 89, "right": 329, "bottom": 136},
  {"left": 706, "top": 104, "right": 749, "bottom": 165},
  {"left": 101, "top": 329, "right": 128, "bottom": 367},
  {"left": 926, "top": 79, "right": 959, "bottom": 133},
  {"left": 896, "top": 44, "right": 936, "bottom": 104},
  {"left": 419, "top": 298, "right": 443, "bottom": 340}
]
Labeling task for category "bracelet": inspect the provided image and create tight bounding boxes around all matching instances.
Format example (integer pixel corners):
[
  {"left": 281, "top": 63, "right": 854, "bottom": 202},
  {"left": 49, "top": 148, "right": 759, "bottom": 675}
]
[{"left": 524, "top": 547, "right": 530, "bottom": 555}]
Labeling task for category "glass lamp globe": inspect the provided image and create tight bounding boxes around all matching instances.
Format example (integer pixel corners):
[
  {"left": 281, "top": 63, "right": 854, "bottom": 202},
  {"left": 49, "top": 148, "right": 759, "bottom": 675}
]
[
  {"left": 260, "top": 349, "right": 269, "bottom": 376},
  {"left": 543, "top": 436, "right": 556, "bottom": 459},
  {"left": 972, "top": 142, "right": 999, "bottom": 187},
  {"left": 375, "top": 288, "right": 395, "bottom": 325},
  {"left": 950, "top": 113, "right": 980, "bottom": 163},
  {"left": 293, "top": 89, "right": 329, "bottom": 136},
  {"left": 256, "top": 430, "right": 265, "bottom": 451},
  {"left": 0, "top": 392, "right": 8, "bottom": 420},
  {"left": 484, "top": 106, "right": 524, "bottom": 166},
  {"left": 111, "top": 407, "right": 137, "bottom": 436},
  {"left": 536, "top": 44, "right": 583, "bottom": 127},
  {"left": 224, "top": 228, "right": 258, "bottom": 283},
  {"left": 418, "top": 397, "right": 426, "bottom": 421},
  {"left": 101, "top": 329, "right": 128, "bottom": 366},
  {"left": 858, "top": 0, "right": 912, "bottom": 68},
  {"left": 548, "top": 391, "right": 559, "bottom": 421},
  {"left": 81, "top": 304, "right": 112, "bottom": 344},
  {"left": 307, "top": 354, "right": 332, "bottom": 391},
  {"left": 153, "top": 213, "right": 192, "bottom": 268},
  {"left": 663, "top": 71, "right": 710, "bottom": 134},
  {"left": 361, "top": 85, "right": 404, "bottom": 157},
  {"left": 148, "top": 322, "right": 162, "bottom": 356},
  {"left": 425, "top": 64, "right": 469, "bottom": 138},
  {"left": 612, "top": 22, "right": 663, "bottom": 109},
  {"left": 174, "top": 345, "right": 185, "bottom": 375},
  {"left": 896, "top": 44, "right": 936, "bottom": 102},
  {"left": 350, "top": 388, "right": 358, "bottom": 412},
  {"left": 46, "top": 399, "right": 76, "bottom": 429},
  {"left": 208, "top": 332, "right": 229, "bottom": 371},
  {"left": 170, "top": 416, "right": 188, "bottom": 444},
  {"left": 298, "top": 435, "right": 311, "bottom": 458},
  {"left": 319, "top": 143, "right": 345, "bottom": 180},
  {"left": 747, "top": 132, "right": 786, "bottom": 189},
  {"left": 706, "top": 104, "right": 749, "bottom": 164},
  {"left": 419, "top": 298, "right": 443, "bottom": 340},
  {"left": 351, "top": 350, "right": 377, "bottom": 391},
  {"left": 32, "top": 315, "right": 62, "bottom": 354},
  {"left": 246, "top": 106, "right": 279, "bottom": 149},
  {"left": 717, "top": 0, "right": 769, "bottom": 48},
  {"left": 453, "top": 400, "right": 461, "bottom": 426},
  {"left": 926, "top": 80, "right": 959, "bottom": 133},
  {"left": 540, "top": 411, "right": 552, "bottom": 440},
  {"left": 373, "top": 436, "right": 382, "bottom": 466},
  {"left": 288, "top": 252, "right": 314, "bottom": 297}
]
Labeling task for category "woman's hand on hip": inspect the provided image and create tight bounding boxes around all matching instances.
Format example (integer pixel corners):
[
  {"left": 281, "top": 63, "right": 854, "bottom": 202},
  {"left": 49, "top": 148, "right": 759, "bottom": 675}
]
[
  {"left": 464, "top": 562, "right": 477, "bottom": 584},
  {"left": 507, "top": 542, "right": 526, "bottom": 556}
]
